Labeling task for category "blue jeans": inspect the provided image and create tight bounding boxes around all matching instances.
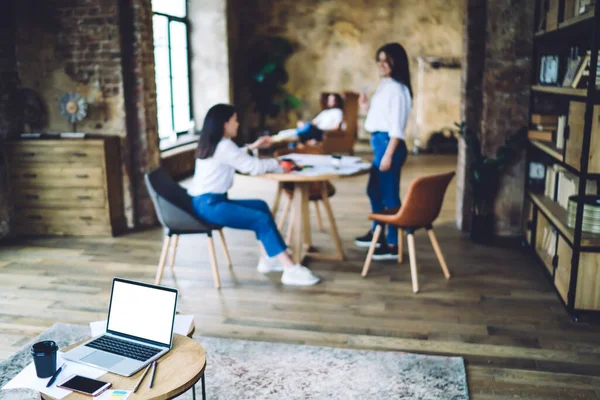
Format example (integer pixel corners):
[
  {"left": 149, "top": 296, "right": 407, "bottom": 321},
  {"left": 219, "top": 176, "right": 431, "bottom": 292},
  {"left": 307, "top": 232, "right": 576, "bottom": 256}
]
[
  {"left": 367, "top": 132, "right": 408, "bottom": 245},
  {"left": 192, "top": 194, "right": 287, "bottom": 257},
  {"left": 297, "top": 123, "right": 323, "bottom": 143}
]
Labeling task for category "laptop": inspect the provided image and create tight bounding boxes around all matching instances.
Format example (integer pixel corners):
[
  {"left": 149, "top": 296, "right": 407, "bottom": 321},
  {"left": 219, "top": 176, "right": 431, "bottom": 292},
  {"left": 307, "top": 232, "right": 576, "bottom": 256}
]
[{"left": 63, "top": 278, "right": 178, "bottom": 377}]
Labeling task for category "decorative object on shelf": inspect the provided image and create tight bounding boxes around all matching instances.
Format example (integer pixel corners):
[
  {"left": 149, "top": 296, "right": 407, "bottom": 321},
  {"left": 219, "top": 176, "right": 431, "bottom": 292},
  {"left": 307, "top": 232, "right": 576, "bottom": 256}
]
[
  {"left": 568, "top": 195, "right": 600, "bottom": 233},
  {"left": 539, "top": 54, "right": 560, "bottom": 85},
  {"left": 58, "top": 92, "right": 87, "bottom": 131},
  {"left": 562, "top": 48, "right": 583, "bottom": 87},
  {"left": 528, "top": 161, "right": 547, "bottom": 192},
  {"left": 457, "top": 122, "right": 527, "bottom": 244}
]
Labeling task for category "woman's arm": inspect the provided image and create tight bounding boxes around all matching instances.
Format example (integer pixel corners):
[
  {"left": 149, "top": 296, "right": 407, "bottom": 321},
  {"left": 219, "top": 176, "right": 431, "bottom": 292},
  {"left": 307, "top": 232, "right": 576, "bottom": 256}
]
[
  {"left": 218, "top": 140, "right": 282, "bottom": 175},
  {"left": 379, "top": 138, "right": 400, "bottom": 172}
]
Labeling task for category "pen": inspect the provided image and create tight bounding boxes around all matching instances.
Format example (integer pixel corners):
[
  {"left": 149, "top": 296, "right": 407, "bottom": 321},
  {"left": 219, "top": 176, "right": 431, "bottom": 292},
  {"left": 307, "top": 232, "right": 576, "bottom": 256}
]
[
  {"left": 132, "top": 364, "right": 152, "bottom": 393},
  {"left": 148, "top": 361, "right": 157, "bottom": 389},
  {"left": 46, "top": 363, "right": 66, "bottom": 387}
]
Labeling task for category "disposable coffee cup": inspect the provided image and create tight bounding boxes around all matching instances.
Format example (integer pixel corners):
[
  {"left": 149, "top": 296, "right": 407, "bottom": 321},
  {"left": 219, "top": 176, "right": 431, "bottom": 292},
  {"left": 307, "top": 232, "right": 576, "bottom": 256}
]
[
  {"left": 331, "top": 155, "right": 342, "bottom": 168},
  {"left": 31, "top": 341, "right": 58, "bottom": 378}
]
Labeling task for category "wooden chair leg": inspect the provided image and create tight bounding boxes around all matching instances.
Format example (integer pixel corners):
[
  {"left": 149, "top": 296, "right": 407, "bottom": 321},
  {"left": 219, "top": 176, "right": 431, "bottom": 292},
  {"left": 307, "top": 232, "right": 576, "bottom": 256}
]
[
  {"left": 286, "top": 213, "right": 294, "bottom": 245},
  {"left": 218, "top": 229, "right": 233, "bottom": 269},
  {"left": 207, "top": 234, "right": 221, "bottom": 289},
  {"left": 397, "top": 228, "right": 404, "bottom": 264},
  {"left": 155, "top": 235, "right": 171, "bottom": 285},
  {"left": 407, "top": 233, "right": 419, "bottom": 293},
  {"left": 320, "top": 182, "right": 344, "bottom": 260},
  {"left": 314, "top": 201, "right": 324, "bottom": 232},
  {"left": 427, "top": 228, "right": 451, "bottom": 279},
  {"left": 271, "top": 183, "right": 283, "bottom": 215},
  {"left": 278, "top": 196, "right": 292, "bottom": 230},
  {"left": 168, "top": 234, "right": 179, "bottom": 271},
  {"left": 361, "top": 224, "right": 382, "bottom": 277}
]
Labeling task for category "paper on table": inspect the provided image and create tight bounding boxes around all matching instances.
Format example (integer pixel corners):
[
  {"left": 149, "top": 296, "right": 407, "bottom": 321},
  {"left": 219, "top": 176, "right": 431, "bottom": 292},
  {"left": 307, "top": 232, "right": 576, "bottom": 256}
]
[
  {"left": 291, "top": 163, "right": 371, "bottom": 177},
  {"left": 90, "top": 315, "right": 195, "bottom": 337},
  {"left": 2, "top": 353, "right": 106, "bottom": 399},
  {"left": 279, "top": 153, "right": 363, "bottom": 167},
  {"left": 96, "top": 389, "right": 132, "bottom": 400}
]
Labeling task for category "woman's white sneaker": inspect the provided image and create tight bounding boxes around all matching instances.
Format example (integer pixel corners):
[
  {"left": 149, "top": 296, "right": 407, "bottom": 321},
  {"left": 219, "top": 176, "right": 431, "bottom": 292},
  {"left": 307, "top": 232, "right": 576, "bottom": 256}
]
[
  {"left": 281, "top": 264, "right": 320, "bottom": 286},
  {"left": 257, "top": 257, "right": 285, "bottom": 273}
]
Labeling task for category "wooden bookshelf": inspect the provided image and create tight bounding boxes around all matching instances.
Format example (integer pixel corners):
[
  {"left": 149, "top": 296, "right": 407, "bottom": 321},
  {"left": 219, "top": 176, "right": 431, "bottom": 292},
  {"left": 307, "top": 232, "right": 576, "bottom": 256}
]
[
  {"left": 528, "top": 192, "right": 600, "bottom": 249},
  {"left": 529, "top": 140, "right": 562, "bottom": 163},
  {"left": 534, "top": 12, "right": 595, "bottom": 38},
  {"left": 531, "top": 85, "right": 588, "bottom": 97}
]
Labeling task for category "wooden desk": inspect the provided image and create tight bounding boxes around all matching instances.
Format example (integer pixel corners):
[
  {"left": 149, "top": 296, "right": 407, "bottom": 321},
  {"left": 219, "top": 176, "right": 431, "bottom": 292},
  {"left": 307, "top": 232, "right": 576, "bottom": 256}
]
[
  {"left": 43, "top": 335, "right": 206, "bottom": 400},
  {"left": 265, "top": 168, "right": 369, "bottom": 264}
]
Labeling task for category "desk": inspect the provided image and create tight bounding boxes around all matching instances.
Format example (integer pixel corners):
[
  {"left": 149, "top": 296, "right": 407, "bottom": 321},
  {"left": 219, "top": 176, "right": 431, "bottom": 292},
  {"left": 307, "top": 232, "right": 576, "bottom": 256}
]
[
  {"left": 266, "top": 168, "right": 369, "bottom": 264},
  {"left": 42, "top": 335, "right": 206, "bottom": 400}
]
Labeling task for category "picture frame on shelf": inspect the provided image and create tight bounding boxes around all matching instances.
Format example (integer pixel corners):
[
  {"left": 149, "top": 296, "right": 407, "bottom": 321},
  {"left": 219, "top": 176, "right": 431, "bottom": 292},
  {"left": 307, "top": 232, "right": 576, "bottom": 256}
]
[{"left": 539, "top": 54, "right": 560, "bottom": 85}]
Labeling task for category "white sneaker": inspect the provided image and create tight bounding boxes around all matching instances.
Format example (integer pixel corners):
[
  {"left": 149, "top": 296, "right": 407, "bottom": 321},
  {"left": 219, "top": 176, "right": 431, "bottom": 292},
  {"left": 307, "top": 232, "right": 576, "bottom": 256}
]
[
  {"left": 257, "top": 257, "right": 285, "bottom": 273},
  {"left": 281, "top": 264, "right": 320, "bottom": 286}
]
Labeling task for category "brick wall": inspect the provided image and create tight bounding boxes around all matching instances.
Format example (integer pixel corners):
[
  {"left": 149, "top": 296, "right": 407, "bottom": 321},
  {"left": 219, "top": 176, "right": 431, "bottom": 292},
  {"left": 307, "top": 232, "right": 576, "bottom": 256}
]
[
  {"left": 460, "top": 0, "right": 533, "bottom": 236},
  {"left": 0, "top": 0, "right": 21, "bottom": 239},
  {"left": 11, "top": 0, "right": 159, "bottom": 230}
]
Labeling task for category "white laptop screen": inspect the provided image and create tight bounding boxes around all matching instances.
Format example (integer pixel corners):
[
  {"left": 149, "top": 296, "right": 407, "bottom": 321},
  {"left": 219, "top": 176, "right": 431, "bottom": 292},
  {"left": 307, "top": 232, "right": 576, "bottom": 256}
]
[{"left": 107, "top": 280, "right": 177, "bottom": 346}]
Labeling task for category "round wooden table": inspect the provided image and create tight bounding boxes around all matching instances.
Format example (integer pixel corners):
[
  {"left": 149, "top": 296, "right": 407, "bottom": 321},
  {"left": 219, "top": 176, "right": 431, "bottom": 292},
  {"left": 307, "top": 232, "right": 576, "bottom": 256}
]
[
  {"left": 266, "top": 167, "right": 370, "bottom": 264},
  {"left": 43, "top": 334, "right": 206, "bottom": 400}
]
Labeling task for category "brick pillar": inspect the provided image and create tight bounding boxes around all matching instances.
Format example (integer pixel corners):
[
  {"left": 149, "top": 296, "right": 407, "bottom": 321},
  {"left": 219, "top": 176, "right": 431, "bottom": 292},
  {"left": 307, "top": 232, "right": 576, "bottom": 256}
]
[
  {"left": 119, "top": 0, "right": 160, "bottom": 228},
  {"left": 0, "top": 0, "right": 21, "bottom": 239},
  {"left": 459, "top": 0, "right": 533, "bottom": 236}
]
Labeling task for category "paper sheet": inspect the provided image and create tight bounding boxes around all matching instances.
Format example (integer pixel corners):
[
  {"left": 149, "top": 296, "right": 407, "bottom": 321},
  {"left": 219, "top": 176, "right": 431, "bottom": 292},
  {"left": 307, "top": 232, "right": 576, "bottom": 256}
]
[
  {"left": 2, "top": 353, "right": 106, "bottom": 399},
  {"left": 90, "top": 315, "right": 195, "bottom": 337},
  {"left": 96, "top": 390, "right": 132, "bottom": 400},
  {"left": 279, "top": 153, "right": 363, "bottom": 167},
  {"left": 291, "top": 163, "right": 371, "bottom": 177}
]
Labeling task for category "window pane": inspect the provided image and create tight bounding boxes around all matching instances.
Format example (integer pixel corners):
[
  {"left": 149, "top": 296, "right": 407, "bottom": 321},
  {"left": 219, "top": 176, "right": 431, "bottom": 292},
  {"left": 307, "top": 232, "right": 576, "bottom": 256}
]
[
  {"left": 154, "top": 47, "right": 170, "bottom": 79},
  {"left": 152, "top": 0, "right": 186, "bottom": 18},
  {"left": 169, "top": 22, "right": 187, "bottom": 48},
  {"left": 173, "top": 103, "right": 190, "bottom": 133},
  {"left": 172, "top": 76, "right": 190, "bottom": 132},
  {"left": 152, "top": 15, "right": 168, "bottom": 47},
  {"left": 170, "top": 48, "right": 188, "bottom": 78},
  {"left": 157, "top": 107, "right": 173, "bottom": 139}
]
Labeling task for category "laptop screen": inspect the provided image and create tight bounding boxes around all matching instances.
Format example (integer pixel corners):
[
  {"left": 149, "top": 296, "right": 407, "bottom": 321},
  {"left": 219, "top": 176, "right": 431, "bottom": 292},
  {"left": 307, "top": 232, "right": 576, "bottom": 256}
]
[{"left": 106, "top": 279, "right": 178, "bottom": 347}]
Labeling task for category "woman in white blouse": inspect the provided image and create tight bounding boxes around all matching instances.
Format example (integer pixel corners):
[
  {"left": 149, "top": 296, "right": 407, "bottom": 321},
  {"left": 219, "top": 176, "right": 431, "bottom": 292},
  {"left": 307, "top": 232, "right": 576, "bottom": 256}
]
[
  {"left": 354, "top": 43, "right": 412, "bottom": 260},
  {"left": 273, "top": 93, "right": 344, "bottom": 143},
  {"left": 188, "top": 104, "right": 320, "bottom": 286}
]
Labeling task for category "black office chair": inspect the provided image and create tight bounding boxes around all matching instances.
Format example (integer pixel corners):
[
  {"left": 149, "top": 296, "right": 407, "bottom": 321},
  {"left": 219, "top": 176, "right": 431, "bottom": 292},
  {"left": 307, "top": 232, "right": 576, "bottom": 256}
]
[{"left": 145, "top": 167, "right": 232, "bottom": 289}]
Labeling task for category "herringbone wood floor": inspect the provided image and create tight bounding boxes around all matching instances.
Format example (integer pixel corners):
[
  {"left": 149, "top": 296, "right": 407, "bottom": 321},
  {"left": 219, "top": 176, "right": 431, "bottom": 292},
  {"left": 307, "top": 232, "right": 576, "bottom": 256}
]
[{"left": 2, "top": 154, "right": 600, "bottom": 399}]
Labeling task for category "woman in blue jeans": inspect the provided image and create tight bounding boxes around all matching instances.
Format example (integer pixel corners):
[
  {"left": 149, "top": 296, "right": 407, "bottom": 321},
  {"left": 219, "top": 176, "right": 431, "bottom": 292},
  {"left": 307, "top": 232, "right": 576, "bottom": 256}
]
[
  {"left": 188, "top": 104, "right": 320, "bottom": 286},
  {"left": 354, "top": 43, "right": 412, "bottom": 259}
]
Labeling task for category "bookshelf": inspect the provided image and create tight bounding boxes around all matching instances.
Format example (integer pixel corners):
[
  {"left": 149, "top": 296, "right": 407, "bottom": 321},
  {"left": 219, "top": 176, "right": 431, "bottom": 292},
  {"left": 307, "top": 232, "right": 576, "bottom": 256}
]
[{"left": 525, "top": 1, "right": 600, "bottom": 319}]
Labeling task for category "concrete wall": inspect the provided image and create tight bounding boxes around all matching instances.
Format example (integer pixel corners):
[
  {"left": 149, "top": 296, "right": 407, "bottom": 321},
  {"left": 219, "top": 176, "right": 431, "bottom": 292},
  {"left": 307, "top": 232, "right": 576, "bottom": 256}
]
[{"left": 230, "top": 0, "right": 464, "bottom": 145}]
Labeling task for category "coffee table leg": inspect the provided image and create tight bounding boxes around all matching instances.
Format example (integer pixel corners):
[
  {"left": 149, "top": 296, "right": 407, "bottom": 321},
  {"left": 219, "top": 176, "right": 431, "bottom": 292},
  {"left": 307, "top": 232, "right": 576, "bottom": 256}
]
[{"left": 202, "top": 373, "right": 207, "bottom": 400}]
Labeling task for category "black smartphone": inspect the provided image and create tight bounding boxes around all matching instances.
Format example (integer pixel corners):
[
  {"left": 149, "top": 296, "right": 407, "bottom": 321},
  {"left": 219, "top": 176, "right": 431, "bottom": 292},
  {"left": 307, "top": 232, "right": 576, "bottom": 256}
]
[{"left": 57, "top": 374, "right": 112, "bottom": 396}]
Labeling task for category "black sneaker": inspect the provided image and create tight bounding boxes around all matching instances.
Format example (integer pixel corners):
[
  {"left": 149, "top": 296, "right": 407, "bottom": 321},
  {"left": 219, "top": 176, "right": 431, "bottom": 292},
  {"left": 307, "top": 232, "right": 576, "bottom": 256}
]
[
  {"left": 354, "top": 230, "right": 385, "bottom": 248},
  {"left": 371, "top": 244, "right": 399, "bottom": 260}
]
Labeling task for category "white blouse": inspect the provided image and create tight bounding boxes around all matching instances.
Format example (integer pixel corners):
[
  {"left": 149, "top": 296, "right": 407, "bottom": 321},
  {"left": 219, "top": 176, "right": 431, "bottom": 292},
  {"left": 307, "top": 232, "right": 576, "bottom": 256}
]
[
  {"left": 364, "top": 77, "right": 412, "bottom": 140},
  {"left": 312, "top": 108, "right": 343, "bottom": 131},
  {"left": 188, "top": 139, "right": 283, "bottom": 196}
]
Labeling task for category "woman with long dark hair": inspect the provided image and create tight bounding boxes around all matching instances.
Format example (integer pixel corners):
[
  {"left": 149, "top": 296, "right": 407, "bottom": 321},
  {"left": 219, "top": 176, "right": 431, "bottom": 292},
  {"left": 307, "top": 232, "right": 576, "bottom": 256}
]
[
  {"left": 189, "top": 104, "right": 320, "bottom": 286},
  {"left": 354, "top": 43, "right": 412, "bottom": 259}
]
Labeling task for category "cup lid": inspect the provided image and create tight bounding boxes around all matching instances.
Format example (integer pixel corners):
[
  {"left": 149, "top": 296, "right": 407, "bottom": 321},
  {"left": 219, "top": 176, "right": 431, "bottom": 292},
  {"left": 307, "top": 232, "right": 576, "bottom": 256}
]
[{"left": 31, "top": 340, "right": 58, "bottom": 356}]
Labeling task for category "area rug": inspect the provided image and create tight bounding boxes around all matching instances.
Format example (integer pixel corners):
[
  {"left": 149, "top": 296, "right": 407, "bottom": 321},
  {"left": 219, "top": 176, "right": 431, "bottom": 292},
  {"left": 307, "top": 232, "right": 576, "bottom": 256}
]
[{"left": 1, "top": 323, "right": 469, "bottom": 399}]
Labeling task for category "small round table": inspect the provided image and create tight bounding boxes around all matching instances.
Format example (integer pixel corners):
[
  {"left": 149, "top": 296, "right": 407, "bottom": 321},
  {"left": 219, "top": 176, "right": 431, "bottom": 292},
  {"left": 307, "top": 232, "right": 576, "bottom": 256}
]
[
  {"left": 42, "top": 334, "right": 206, "bottom": 400},
  {"left": 265, "top": 167, "right": 369, "bottom": 264}
]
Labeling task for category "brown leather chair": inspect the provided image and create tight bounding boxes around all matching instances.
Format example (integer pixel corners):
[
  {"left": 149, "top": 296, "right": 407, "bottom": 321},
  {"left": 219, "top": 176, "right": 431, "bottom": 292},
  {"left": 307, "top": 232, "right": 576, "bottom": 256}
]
[
  {"left": 309, "top": 91, "right": 359, "bottom": 155},
  {"left": 272, "top": 147, "right": 336, "bottom": 240},
  {"left": 361, "top": 172, "right": 455, "bottom": 293}
]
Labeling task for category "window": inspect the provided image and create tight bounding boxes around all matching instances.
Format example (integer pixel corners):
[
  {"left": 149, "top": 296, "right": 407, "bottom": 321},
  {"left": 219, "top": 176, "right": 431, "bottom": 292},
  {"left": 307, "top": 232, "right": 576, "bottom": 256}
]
[{"left": 152, "top": 0, "right": 192, "bottom": 141}]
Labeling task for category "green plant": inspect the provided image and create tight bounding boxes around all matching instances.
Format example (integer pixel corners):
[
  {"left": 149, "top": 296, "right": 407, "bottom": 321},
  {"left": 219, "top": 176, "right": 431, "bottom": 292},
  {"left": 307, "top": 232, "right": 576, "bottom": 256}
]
[
  {"left": 457, "top": 122, "right": 527, "bottom": 217},
  {"left": 247, "top": 36, "right": 302, "bottom": 131}
]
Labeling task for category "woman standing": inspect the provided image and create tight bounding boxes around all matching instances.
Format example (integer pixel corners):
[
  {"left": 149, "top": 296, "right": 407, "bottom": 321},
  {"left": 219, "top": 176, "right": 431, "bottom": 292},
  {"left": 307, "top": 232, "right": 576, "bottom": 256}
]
[
  {"left": 189, "top": 104, "right": 320, "bottom": 286},
  {"left": 354, "top": 43, "right": 412, "bottom": 260}
]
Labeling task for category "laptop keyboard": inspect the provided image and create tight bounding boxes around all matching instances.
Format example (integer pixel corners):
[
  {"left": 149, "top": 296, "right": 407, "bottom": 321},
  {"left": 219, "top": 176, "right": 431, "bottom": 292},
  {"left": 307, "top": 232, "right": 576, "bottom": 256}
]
[{"left": 85, "top": 336, "right": 162, "bottom": 362}]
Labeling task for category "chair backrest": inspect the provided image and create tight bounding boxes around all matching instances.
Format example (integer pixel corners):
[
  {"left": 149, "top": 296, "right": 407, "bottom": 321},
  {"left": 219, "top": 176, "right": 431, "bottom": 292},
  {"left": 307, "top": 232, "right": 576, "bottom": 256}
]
[
  {"left": 320, "top": 91, "right": 359, "bottom": 137},
  {"left": 394, "top": 172, "right": 455, "bottom": 228},
  {"left": 145, "top": 167, "right": 212, "bottom": 232}
]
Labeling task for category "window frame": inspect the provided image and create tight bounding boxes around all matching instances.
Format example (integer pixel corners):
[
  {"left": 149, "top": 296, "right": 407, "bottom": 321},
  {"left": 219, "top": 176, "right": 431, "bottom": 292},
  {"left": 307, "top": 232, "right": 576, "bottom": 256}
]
[{"left": 152, "top": 1, "right": 194, "bottom": 145}]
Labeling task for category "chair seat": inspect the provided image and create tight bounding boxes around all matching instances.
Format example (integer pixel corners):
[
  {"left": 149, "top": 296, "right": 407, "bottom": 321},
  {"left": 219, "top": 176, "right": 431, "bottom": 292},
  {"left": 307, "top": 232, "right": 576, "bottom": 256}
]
[{"left": 283, "top": 181, "right": 336, "bottom": 201}]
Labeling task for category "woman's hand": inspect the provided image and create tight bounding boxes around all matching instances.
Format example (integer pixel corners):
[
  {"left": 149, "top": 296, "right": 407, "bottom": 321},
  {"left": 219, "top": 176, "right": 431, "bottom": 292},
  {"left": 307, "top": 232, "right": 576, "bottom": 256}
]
[
  {"left": 249, "top": 136, "right": 274, "bottom": 151},
  {"left": 379, "top": 153, "right": 392, "bottom": 172},
  {"left": 359, "top": 92, "right": 369, "bottom": 108}
]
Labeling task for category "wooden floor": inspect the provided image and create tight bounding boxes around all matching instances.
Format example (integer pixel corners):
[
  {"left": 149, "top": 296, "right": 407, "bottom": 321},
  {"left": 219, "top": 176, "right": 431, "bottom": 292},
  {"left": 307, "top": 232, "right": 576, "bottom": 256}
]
[{"left": 2, "top": 154, "right": 600, "bottom": 399}]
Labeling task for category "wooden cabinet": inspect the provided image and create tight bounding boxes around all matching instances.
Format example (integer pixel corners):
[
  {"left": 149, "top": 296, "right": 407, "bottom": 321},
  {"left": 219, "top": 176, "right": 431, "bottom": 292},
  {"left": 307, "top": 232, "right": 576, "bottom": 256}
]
[
  {"left": 565, "top": 102, "right": 600, "bottom": 174},
  {"left": 6, "top": 137, "right": 125, "bottom": 236}
]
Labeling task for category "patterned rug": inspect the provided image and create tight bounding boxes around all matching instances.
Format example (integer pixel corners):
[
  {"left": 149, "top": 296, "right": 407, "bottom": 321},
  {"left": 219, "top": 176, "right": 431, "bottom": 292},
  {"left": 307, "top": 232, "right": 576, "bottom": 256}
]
[{"left": 1, "top": 323, "right": 469, "bottom": 399}]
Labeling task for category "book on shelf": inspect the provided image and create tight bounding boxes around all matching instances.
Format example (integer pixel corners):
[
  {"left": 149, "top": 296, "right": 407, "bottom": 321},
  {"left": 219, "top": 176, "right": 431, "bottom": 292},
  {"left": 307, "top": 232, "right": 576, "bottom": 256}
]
[
  {"left": 539, "top": 224, "right": 557, "bottom": 262},
  {"left": 528, "top": 130, "right": 554, "bottom": 142},
  {"left": 544, "top": 165, "right": 558, "bottom": 199},
  {"left": 531, "top": 114, "right": 559, "bottom": 125},
  {"left": 572, "top": 50, "right": 600, "bottom": 89},
  {"left": 555, "top": 169, "right": 598, "bottom": 210},
  {"left": 556, "top": 115, "right": 566, "bottom": 149},
  {"left": 562, "top": 55, "right": 583, "bottom": 87}
]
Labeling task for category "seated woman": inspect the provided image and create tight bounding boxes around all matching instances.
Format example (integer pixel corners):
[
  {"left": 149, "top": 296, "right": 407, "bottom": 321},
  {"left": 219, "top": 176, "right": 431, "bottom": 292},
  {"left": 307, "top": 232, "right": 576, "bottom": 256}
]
[
  {"left": 274, "top": 93, "right": 344, "bottom": 144},
  {"left": 188, "top": 103, "right": 320, "bottom": 286}
]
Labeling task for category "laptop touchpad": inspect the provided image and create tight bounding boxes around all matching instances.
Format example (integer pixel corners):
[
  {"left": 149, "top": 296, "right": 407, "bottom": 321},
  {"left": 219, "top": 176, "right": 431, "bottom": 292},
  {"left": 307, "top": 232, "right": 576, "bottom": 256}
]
[{"left": 82, "top": 351, "right": 123, "bottom": 369}]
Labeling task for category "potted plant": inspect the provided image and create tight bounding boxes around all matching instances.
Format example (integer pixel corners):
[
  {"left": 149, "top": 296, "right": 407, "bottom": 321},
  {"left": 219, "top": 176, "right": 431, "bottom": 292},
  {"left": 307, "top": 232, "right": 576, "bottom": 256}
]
[
  {"left": 246, "top": 36, "right": 302, "bottom": 137},
  {"left": 457, "top": 122, "right": 527, "bottom": 243}
]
